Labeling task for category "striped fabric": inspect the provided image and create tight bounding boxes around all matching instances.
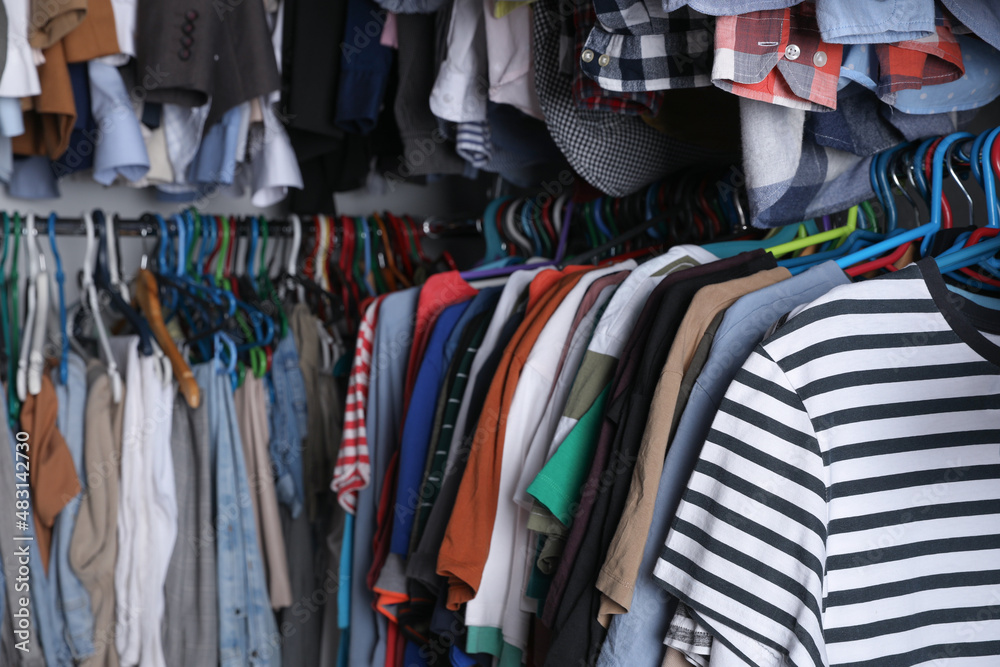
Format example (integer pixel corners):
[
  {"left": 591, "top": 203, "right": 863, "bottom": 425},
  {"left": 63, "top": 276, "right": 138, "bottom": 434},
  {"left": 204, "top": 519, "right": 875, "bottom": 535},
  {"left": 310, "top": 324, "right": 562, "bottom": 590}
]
[
  {"left": 654, "top": 261, "right": 1000, "bottom": 667},
  {"left": 333, "top": 297, "right": 383, "bottom": 513}
]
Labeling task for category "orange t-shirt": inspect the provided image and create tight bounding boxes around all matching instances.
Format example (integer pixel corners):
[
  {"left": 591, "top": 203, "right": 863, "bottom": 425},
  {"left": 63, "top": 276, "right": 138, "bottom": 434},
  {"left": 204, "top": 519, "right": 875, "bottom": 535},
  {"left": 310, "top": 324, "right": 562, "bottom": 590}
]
[{"left": 436, "top": 267, "right": 591, "bottom": 609}]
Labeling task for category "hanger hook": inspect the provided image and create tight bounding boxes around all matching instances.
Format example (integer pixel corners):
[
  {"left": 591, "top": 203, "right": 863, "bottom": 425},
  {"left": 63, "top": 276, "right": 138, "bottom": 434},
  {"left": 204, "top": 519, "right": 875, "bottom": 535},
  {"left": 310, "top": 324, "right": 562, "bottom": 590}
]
[{"left": 944, "top": 140, "right": 974, "bottom": 228}]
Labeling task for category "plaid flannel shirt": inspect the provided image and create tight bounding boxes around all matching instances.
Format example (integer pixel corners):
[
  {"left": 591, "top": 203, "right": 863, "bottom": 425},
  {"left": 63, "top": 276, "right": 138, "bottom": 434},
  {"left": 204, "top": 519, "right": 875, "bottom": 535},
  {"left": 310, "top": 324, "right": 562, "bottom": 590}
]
[
  {"left": 869, "top": 11, "right": 964, "bottom": 102},
  {"left": 713, "top": 2, "right": 843, "bottom": 111},
  {"left": 574, "top": 3, "right": 664, "bottom": 115},
  {"left": 580, "top": 0, "right": 714, "bottom": 93}
]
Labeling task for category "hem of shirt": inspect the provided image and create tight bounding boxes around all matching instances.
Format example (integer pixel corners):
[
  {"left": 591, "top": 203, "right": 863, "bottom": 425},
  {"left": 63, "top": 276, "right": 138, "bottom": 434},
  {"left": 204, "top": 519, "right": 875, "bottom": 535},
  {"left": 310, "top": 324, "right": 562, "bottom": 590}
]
[{"left": 526, "top": 473, "right": 575, "bottom": 525}]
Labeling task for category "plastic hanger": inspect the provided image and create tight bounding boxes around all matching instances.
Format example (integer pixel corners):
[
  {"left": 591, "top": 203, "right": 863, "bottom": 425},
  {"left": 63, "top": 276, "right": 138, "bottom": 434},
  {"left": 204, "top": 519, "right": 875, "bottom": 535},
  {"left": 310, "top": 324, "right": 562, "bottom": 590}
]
[
  {"left": 104, "top": 213, "right": 129, "bottom": 302},
  {"left": 82, "top": 212, "right": 123, "bottom": 403},
  {"left": 702, "top": 220, "right": 806, "bottom": 258},
  {"left": 16, "top": 214, "right": 47, "bottom": 400},
  {"left": 94, "top": 211, "right": 154, "bottom": 356},
  {"left": 47, "top": 213, "right": 68, "bottom": 385},
  {"left": 0, "top": 214, "right": 10, "bottom": 400},
  {"left": 770, "top": 209, "right": 857, "bottom": 259},
  {"left": 837, "top": 132, "right": 973, "bottom": 270},
  {"left": 7, "top": 213, "right": 21, "bottom": 424}
]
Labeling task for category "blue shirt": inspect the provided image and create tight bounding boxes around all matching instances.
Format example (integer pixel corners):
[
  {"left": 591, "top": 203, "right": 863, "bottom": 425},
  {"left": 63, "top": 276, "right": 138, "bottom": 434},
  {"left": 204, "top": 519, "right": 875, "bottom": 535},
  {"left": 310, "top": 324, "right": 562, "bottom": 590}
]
[
  {"left": 390, "top": 299, "right": 472, "bottom": 556},
  {"left": 597, "top": 261, "right": 849, "bottom": 667},
  {"left": 88, "top": 61, "right": 149, "bottom": 186},
  {"left": 349, "top": 287, "right": 419, "bottom": 667},
  {"left": 8, "top": 156, "right": 59, "bottom": 199},
  {"left": 268, "top": 335, "right": 309, "bottom": 518},
  {"left": 50, "top": 355, "right": 94, "bottom": 662},
  {"left": 53, "top": 63, "right": 93, "bottom": 177},
  {"left": 198, "top": 361, "right": 278, "bottom": 667},
  {"left": 189, "top": 104, "right": 243, "bottom": 186},
  {"left": 334, "top": 0, "right": 393, "bottom": 135}
]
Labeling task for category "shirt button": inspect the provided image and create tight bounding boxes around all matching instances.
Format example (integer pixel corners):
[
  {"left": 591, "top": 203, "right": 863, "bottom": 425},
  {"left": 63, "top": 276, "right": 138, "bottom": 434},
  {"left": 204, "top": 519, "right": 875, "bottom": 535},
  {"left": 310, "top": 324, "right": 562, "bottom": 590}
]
[
  {"left": 784, "top": 44, "right": 801, "bottom": 61},
  {"left": 581, "top": 49, "right": 595, "bottom": 63},
  {"left": 813, "top": 50, "right": 828, "bottom": 67},
  {"left": 180, "top": 36, "right": 193, "bottom": 47},
  {"left": 182, "top": 22, "right": 195, "bottom": 34},
  {"left": 178, "top": 48, "right": 191, "bottom": 61},
  {"left": 186, "top": 9, "right": 199, "bottom": 20},
  {"left": 598, "top": 54, "right": 610, "bottom": 67}
]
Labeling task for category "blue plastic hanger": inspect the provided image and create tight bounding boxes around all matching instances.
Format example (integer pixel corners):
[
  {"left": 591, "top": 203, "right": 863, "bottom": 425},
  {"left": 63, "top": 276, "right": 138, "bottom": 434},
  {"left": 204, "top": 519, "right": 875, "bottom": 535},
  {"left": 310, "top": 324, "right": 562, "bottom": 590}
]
[
  {"left": 480, "top": 197, "right": 509, "bottom": 263},
  {"left": 247, "top": 216, "right": 260, "bottom": 293},
  {"left": 520, "top": 200, "right": 543, "bottom": 257},
  {"left": 837, "top": 132, "right": 974, "bottom": 269},
  {"left": 47, "top": 213, "right": 68, "bottom": 385}
]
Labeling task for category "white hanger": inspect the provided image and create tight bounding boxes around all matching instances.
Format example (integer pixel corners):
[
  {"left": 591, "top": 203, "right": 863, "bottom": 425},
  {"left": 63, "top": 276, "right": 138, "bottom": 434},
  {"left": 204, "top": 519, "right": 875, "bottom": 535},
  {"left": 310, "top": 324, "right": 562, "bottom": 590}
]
[
  {"left": 17, "top": 215, "right": 36, "bottom": 401},
  {"left": 287, "top": 213, "right": 301, "bottom": 277},
  {"left": 317, "top": 214, "right": 330, "bottom": 291},
  {"left": 83, "top": 211, "right": 123, "bottom": 403},
  {"left": 28, "top": 217, "right": 48, "bottom": 397},
  {"left": 278, "top": 214, "right": 306, "bottom": 303},
  {"left": 106, "top": 213, "right": 129, "bottom": 302}
]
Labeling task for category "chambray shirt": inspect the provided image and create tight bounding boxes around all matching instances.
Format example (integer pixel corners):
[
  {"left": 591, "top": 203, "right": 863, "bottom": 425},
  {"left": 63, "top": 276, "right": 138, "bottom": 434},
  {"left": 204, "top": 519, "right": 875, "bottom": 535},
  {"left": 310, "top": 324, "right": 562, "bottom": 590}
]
[
  {"left": 198, "top": 361, "right": 279, "bottom": 667},
  {"left": 88, "top": 61, "right": 150, "bottom": 186},
  {"left": 349, "top": 287, "right": 419, "bottom": 667},
  {"left": 189, "top": 103, "right": 245, "bottom": 186},
  {"left": 50, "top": 355, "right": 94, "bottom": 663},
  {"left": 268, "top": 335, "right": 309, "bottom": 519},
  {"left": 597, "top": 261, "right": 848, "bottom": 667}
]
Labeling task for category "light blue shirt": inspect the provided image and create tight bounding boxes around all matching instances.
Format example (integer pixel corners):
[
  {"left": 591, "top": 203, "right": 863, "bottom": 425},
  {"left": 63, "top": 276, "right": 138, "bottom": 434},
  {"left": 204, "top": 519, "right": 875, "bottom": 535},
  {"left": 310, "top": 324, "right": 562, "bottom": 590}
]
[
  {"left": 50, "top": 355, "right": 94, "bottom": 662},
  {"left": 0, "top": 97, "right": 25, "bottom": 137},
  {"left": 597, "top": 261, "right": 849, "bottom": 667},
  {"left": 349, "top": 287, "right": 419, "bottom": 667},
  {"left": 8, "top": 156, "right": 59, "bottom": 200},
  {"left": 88, "top": 61, "right": 149, "bottom": 186},
  {"left": 189, "top": 105, "right": 243, "bottom": 186}
]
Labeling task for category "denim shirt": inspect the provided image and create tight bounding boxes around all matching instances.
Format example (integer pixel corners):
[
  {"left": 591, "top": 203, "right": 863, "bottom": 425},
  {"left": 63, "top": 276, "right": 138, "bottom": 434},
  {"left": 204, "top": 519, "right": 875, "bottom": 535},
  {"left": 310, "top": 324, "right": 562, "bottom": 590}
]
[
  {"left": 268, "top": 335, "right": 309, "bottom": 519},
  {"left": 51, "top": 355, "right": 95, "bottom": 663},
  {"left": 199, "top": 362, "right": 281, "bottom": 667}
]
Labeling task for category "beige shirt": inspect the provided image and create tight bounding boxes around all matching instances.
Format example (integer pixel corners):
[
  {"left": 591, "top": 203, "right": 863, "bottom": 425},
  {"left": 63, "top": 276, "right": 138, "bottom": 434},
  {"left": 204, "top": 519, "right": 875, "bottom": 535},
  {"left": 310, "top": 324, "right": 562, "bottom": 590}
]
[
  {"left": 234, "top": 373, "right": 293, "bottom": 609},
  {"left": 71, "top": 361, "right": 126, "bottom": 667},
  {"left": 596, "top": 268, "right": 790, "bottom": 624}
]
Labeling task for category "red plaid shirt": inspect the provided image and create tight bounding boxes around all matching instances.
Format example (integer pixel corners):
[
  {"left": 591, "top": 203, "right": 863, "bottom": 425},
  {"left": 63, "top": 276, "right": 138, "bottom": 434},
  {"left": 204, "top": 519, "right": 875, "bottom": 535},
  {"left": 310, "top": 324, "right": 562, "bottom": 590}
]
[
  {"left": 712, "top": 2, "right": 965, "bottom": 112},
  {"left": 713, "top": 2, "right": 843, "bottom": 111},
  {"left": 874, "top": 11, "right": 964, "bottom": 100}
]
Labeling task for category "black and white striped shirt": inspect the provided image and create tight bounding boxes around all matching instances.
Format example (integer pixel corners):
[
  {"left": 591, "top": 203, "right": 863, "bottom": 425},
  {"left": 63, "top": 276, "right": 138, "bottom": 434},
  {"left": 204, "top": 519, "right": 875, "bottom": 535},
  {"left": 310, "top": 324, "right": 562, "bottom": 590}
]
[{"left": 653, "top": 260, "right": 1000, "bottom": 667}]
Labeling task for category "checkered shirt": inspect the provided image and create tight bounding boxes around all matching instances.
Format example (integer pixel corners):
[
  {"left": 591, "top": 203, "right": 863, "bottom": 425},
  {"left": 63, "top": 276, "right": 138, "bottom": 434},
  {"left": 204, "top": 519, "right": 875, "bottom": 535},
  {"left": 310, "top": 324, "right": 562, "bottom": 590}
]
[
  {"left": 713, "top": 2, "right": 843, "bottom": 111},
  {"left": 573, "top": 3, "right": 664, "bottom": 114},
  {"left": 872, "top": 11, "right": 964, "bottom": 102},
  {"left": 533, "top": 0, "right": 731, "bottom": 197},
  {"left": 580, "top": 0, "right": 714, "bottom": 93}
]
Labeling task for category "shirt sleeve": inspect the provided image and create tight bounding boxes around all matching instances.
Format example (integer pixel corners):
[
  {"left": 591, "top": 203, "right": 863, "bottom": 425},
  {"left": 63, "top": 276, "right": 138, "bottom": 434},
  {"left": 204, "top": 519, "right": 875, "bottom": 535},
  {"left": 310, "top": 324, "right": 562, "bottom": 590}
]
[{"left": 652, "top": 347, "right": 828, "bottom": 667}]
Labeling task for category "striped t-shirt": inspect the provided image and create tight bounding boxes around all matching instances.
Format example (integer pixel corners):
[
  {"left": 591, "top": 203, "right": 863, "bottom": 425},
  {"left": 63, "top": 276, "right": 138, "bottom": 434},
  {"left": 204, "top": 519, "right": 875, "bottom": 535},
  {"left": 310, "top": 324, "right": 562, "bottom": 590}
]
[{"left": 653, "top": 260, "right": 1000, "bottom": 667}]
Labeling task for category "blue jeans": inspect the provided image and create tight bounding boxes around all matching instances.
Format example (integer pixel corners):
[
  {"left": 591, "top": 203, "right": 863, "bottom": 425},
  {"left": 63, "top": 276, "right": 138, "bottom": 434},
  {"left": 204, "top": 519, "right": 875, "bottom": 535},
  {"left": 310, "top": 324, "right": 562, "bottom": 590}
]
[
  {"left": 51, "top": 356, "right": 95, "bottom": 662},
  {"left": 200, "top": 362, "right": 281, "bottom": 667},
  {"left": 268, "top": 335, "right": 308, "bottom": 518}
]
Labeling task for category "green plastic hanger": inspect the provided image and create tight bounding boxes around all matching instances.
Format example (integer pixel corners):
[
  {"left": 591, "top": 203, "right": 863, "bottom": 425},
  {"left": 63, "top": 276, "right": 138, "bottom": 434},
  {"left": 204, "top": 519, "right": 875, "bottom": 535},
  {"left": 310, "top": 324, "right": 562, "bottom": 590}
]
[
  {"left": 767, "top": 209, "right": 857, "bottom": 259},
  {"left": 0, "top": 213, "right": 10, "bottom": 413},
  {"left": 8, "top": 212, "right": 21, "bottom": 425}
]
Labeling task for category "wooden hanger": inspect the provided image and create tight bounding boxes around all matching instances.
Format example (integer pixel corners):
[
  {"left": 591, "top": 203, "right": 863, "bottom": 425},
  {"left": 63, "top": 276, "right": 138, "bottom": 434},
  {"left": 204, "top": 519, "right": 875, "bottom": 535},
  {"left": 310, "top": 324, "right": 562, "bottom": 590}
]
[{"left": 134, "top": 268, "right": 200, "bottom": 409}]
